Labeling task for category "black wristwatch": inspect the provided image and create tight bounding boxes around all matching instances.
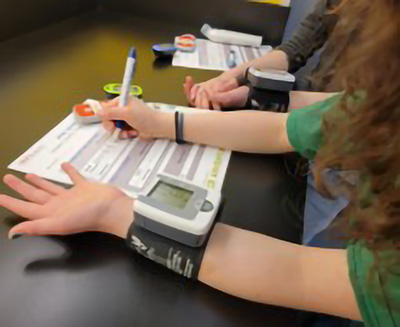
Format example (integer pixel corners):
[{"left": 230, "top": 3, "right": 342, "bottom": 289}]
[{"left": 245, "top": 67, "right": 295, "bottom": 112}]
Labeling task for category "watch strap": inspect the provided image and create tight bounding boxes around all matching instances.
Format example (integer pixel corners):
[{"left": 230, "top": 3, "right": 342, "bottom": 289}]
[{"left": 175, "top": 111, "right": 186, "bottom": 145}]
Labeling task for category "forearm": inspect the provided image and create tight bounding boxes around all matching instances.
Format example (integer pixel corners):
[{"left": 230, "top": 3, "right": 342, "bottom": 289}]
[
  {"left": 224, "top": 50, "right": 290, "bottom": 80},
  {"left": 289, "top": 91, "right": 339, "bottom": 110},
  {"left": 199, "top": 224, "right": 361, "bottom": 320},
  {"left": 156, "top": 110, "right": 292, "bottom": 154}
]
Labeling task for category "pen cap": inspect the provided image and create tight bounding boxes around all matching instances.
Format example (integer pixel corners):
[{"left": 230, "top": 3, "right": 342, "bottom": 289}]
[{"left": 128, "top": 47, "right": 137, "bottom": 59}]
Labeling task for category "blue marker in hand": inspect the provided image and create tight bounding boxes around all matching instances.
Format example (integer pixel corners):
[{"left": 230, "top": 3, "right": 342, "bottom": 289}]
[{"left": 113, "top": 47, "right": 137, "bottom": 136}]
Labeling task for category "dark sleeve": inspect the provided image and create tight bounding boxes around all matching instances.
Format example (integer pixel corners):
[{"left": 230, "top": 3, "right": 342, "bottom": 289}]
[{"left": 276, "top": 0, "right": 331, "bottom": 73}]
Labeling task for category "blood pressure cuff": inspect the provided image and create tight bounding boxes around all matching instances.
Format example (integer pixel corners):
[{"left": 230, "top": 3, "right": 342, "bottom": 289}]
[
  {"left": 245, "top": 85, "right": 290, "bottom": 112},
  {"left": 126, "top": 223, "right": 206, "bottom": 280}
]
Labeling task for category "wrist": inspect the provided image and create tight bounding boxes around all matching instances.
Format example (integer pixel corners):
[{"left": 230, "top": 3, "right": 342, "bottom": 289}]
[
  {"left": 104, "top": 196, "right": 135, "bottom": 239},
  {"left": 223, "top": 66, "right": 245, "bottom": 82},
  {"left": 153, "top": 112, "right": 175, "bottom": 139}
]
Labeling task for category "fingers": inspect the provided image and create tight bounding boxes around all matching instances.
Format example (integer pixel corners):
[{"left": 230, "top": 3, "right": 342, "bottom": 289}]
[
  {"left": 120, "top": 130, "right": 138, "bottom": 139},
  {"left": 186, "top": 76, "right": 194, "bottom": 87},
  {"left": 3, "top": 175, "right": 51, "bottom": 204},
  {"left": 102, "top": 120, "right": 116, "bottom": 133},
  {"left": 184, "top": 76, "right": 195, "bottom": 105},
  {"left": 190, "top": 84, "right": 201, "bottom": 104},
  {"left": 200, "top": 91, "right": 210, "bottom": 109},
  {"left": 211, "top": 101, "right": 221, "bottom": 111},
  {"left": 0, "top": 194, "right": 44, "bottom": 220},
  {"left": 25, "top": 174, "right": 66, "bottom": 195},
  {"left": 61, "top": 163, "right": 86, "bottom": 185},
  {"left": 98, "top": 105, "right": 130, "bottom": 121},
  {"left": 8, "top": 219, "right": 63, "bottom": 239},
  {"left": 195, "top": 89, "right": 211, "bottom": 109}
]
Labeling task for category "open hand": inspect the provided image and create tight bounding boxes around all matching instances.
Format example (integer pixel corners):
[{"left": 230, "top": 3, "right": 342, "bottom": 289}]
[{"left": 0, "top": 163, "right": 134, "bottom": 239}]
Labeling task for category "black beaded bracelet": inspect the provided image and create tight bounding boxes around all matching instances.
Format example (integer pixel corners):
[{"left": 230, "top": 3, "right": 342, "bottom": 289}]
[{"left": 175, "top": 111, "right": 186, "bottom": 145}]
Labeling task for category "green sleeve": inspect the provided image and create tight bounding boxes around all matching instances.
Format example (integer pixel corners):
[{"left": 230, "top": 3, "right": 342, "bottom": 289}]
[
  {"left": 286, "top": 94, "right": 341, "bottom": 160},
  {"left": 347, "top": 242, "right": 400, "bottom": 327}
]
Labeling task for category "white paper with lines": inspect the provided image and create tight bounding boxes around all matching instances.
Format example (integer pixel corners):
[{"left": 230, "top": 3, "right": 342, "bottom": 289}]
[
  {"left": 8, "top": 103, "right": 231, "bottom": 198},
  {"left": 173, "top": 39, "right": 272, "bottom": 71}
]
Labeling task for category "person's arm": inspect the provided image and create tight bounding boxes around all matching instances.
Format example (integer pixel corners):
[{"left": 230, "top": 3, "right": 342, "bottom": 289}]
[
  {"left": 289, "top": 91, "right": 339, "bottom": 110},
  {"left": 224, "top": 50, "right": 290, "bottom": 81},
  {"left": 100, "top": 91, "right": 339, "bottom": 155},
  {"left": 225, "top": 0, "right": 333, "bottom": 81},
  {"left": 0, "top": 164, "right": 361, "bottom": 320},
  {"left": 199, "top": 223, "right": 362, "bottom": 320},
  {"left": 155, "top": 110, "right": 293, "bottom": 154},
  {"left": 156, "top": 91, "right": 339, "bottom": 152},
  {"left": 276, "top": 0, "right": 334, "bottom": 74}
]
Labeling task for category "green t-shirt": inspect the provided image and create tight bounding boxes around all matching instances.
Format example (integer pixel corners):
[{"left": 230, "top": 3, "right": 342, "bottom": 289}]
[{"left": 286, "top": 96, "right": 400, "bottom": 326}]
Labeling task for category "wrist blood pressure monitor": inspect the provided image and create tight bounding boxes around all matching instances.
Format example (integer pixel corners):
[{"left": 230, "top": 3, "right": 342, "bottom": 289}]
[
  {"left": 134, "top": 174, "right": 221, "bottom": 247},
  {"left": 246, "top": 67, "right": 295, "bottom": 112}
]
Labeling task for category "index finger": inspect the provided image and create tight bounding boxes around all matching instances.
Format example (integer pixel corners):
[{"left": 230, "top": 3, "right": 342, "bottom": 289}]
[
  {"left": 102, "top": 120, "right": 116, "bottom": 133},
  {"left": 61, "top": 163, "right": 86, "bottom": 185},
  {"left": 101, "top": 97, "right": 120, "bottom": 108}
]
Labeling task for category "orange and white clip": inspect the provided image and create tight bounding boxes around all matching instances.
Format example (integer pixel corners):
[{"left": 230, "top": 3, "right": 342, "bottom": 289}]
[
  {"left": 174, "top": 34, "right": 197, "bottom": 52},
  {"left": 73, "top": 99, "right": 103, "bottom": 124}
]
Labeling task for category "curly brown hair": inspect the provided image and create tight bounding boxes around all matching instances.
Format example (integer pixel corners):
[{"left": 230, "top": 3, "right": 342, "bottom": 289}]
[{"left": 314, "top": 0, "right": 400, "bottom": 257}]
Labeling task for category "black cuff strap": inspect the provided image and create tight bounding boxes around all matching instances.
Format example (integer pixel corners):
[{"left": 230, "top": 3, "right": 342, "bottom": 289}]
[
  {"left": 236, "top": 74, "right": 248, "bottom": 87},
  {"left": 175, "top": 111, "right": 186, "bottom": 145},
  {"left": 250, "top": 89, "right": 290, "bottom": 112},
  {"left": 126, "top": 223, "right": 206, "bottom": 279}
]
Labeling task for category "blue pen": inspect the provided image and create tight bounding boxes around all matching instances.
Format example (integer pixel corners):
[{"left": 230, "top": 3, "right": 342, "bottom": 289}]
[{"left": 115, "top": 47, "right": 137, "bottom": 131}]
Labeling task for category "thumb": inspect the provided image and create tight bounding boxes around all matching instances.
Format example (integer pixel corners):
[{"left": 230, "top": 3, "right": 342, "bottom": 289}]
[
  {"left": 9, "top": 219, "right": 60, "bottom": 239},
  {"left": 185, "top": 75, "right": 194, "bottom": 86}
]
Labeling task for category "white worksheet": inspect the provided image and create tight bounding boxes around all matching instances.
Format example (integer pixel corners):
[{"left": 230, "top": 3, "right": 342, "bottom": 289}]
[
  {"left": 8, "top": 103, "right": 231, "bottom": 198},
  {"left": 172, "top": 39, "right": 272, "bottom": 71}
]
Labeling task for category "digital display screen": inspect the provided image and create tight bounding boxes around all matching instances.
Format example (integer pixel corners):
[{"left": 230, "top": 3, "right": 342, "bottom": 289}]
[{"left": 149, "top": 181, "right": 193, "bottom": 209}]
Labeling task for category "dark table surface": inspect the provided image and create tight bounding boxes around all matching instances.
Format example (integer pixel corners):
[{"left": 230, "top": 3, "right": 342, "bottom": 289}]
[{"left": 0, "top": 12, "right": 305, "bottom": 327}]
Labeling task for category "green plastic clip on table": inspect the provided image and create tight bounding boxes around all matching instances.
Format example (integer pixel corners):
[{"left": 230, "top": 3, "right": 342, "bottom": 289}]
[{"left": 103, "top": 83, "right": 143, "bottom": 99}]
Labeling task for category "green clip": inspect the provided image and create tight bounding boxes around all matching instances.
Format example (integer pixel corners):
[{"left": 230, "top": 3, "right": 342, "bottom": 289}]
[{"left": 103, "top": 83, "right": 143, "bottom": 99}]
